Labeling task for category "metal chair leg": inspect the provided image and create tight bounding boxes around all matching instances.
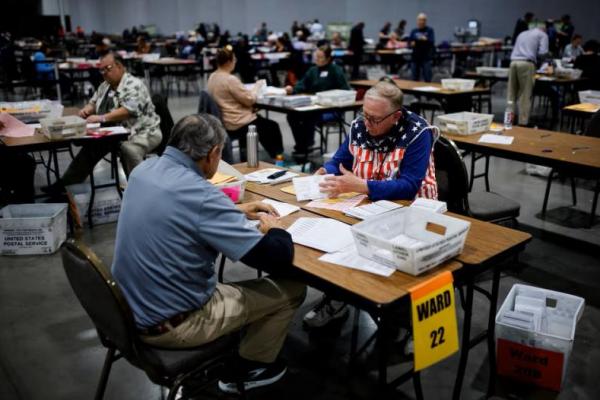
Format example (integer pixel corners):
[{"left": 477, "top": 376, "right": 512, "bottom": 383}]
[
  {"left": 218, "top": 254, "right": 226, "bottom": 283},
  {"left": 95, "top": 347, "right": 116, "bottom": 400},
  {"left": 570, "top": 177, "right": 577, "bottom": 206},
  {"left": 590, "top": 180, "right": 600, "bottom": 228},
  {"left": 413, "top": 370, "right": 424, "bottom": 400}
]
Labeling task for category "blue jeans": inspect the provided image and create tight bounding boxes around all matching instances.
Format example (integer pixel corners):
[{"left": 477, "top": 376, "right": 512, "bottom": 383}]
[{"left": 411, "top": 59, "right": 432, "bottom": 82}]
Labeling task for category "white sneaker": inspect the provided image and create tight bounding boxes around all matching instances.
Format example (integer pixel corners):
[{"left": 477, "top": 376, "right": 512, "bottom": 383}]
[
  {"left": 303, "top": 297, "right": 349, "bottom": 328},
  {"left": 404, "top": 335, "right": 414, "bottom": 356}
]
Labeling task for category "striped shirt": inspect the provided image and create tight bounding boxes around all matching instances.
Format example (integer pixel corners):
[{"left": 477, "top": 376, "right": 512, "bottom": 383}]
[{"left": 324, "top": 108, "right": 437, "bottom": 201}]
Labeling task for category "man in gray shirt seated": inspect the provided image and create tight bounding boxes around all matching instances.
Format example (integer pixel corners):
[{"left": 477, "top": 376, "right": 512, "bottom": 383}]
[
  {"left": 111, "top": 114, "right": 306, "bottom": 394},
  {"left": 508, "top": 25, "right": 550, "bottom": 126}
]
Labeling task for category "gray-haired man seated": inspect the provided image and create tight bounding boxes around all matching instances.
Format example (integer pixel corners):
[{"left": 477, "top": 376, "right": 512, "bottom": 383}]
[{"left": 111, "top": 114, "right": 306, "bottom": 394}]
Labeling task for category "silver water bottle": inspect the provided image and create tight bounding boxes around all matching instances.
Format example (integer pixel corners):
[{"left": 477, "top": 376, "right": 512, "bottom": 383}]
[{"left": 246, "top": 124, "right": 259, "bottom": 167}]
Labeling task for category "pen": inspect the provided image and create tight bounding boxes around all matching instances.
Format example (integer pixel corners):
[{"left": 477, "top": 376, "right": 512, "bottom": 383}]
[{"left": 267, "top": 170, "right": 287, "bottom": 180}]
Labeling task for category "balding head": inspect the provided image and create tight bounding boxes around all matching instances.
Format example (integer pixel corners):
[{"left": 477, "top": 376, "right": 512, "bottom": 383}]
[{"left": 417, "top": 13, "right": 427, "bottom": 29}]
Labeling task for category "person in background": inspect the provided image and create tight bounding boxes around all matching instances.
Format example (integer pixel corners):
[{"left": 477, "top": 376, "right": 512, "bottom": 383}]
[
  {"left": 75, "top": 25, "right": 84, "bottom": 39},
  {"left": 386, "top": 32, "right": 405, "bottom": 49},
  {"left": 556, "top": 14, "right": 575, "bottom": 52},
  {"left": 508, "top": 25, "right": 550, "bottom": 126},
  {"left": 378, "top": 22, "right": 392, "bottom": 48},
  {"left": 112, "top": 114, "right": 306, "bottom": 394},
  {"left": 409, "top": 13, "right": 435, "bottom": 82},
  {"left": 330, "top": 32, "right": 346, "bottom": 49},
  {"left": 207, "top": 45, "right": 284, "bottom": 160},
  {"left": 303, "top": 78, "right": 437, "bottom": 329},
  {"left": 291, "top": 21, "right": 300, "bottom": 37},
  {"left": 284, "top": 44, "right": 350, "bottom": 156},
  {"left": 574, "top": 40, "right": 600, "bottom": 90},
  {"left": 234, "top": 35, "right": 254, "bottom": 83},
  {"left": 395, "top": 19, "right": 407, "bottom": 39},
  {"left": 348, "top": 22, "right": 366, "bottom": 79},
  {"left": 257, "top": 22, "right": 268, "bottom": 42},
  {"left": 512, "top": 12, "right": 534, "bottom": 44},
  {"left": 0, "top": 121, "right": 36, "bottom": 206},
  {"left": 32, "top": 42, "right": 55, "bottom": 81},
  {"left": 41, "top": 52, "right": 162, "bottom": 195},
  {"left": 563, "top": 34, "right": 583, "bottom": 60},
  {"left": 545, "top": 19, "right": 558, "bottom": 56},
  {"left": 310, "top": 19, "right": 324, "bottom": 39},
  {"left": 135, "top": 36, "right": 151, "bottom": 54}
]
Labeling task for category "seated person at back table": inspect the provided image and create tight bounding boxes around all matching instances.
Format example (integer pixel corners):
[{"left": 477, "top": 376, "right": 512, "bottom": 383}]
[
  {"left": 43, "top": 52, "right": 161, "bottom": 195},
  {"left": 303, "top": 78, "right": 438, "bottom": 329},
  {"left": 207, "top": 45, "right": 284, "bottom": 161},
  {"left": 284, "top": 44, "right": 350, "bottom": 157},
  {"left": 112, "top": 114, "right": 306, "bottom": 394}
]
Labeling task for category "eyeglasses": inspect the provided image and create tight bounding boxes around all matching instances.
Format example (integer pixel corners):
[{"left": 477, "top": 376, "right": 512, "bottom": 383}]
[
  {"left": 360, "top": 108, "right": 400, "bottom": 125},
  {"left": 100, "top": 64, "right": 115, "bottom": 74}
]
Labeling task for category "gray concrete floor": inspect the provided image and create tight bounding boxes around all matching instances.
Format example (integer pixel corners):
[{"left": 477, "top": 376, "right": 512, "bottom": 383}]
[{"left": 1, "top": 76, "right": 599, "bottom": 399}]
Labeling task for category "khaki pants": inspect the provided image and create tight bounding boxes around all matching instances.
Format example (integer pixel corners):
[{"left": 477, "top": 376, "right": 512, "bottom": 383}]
[
  {"left": 61, "top": 132, "right": 161, "bottom": 186},
  {"left": 508, "top": 60, "right": 535, "bottom": 126},
  {"left": 141, "top": 277, "right": 306, "bottom": 363}
]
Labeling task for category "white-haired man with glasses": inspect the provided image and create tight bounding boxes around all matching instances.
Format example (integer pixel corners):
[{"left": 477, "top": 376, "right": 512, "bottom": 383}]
[{"left": 305, "top": 78, "right": 438, "bottom": 329}]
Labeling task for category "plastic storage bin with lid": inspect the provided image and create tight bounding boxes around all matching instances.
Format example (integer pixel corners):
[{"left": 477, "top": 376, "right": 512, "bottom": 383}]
[
  {"left": 40, "top": 116, "right": 87, "bottom": 140},
  {"left": 434, "top": 112, "right": 493, "bottom": 135},
  {"left": 495, "top": 284, "right": 585, "bottom": 391},
  {"left": 210, "top": 160, "right": 247, "bottom": 203},
  {"left": 475, "top": 66, "right": 509, "bottom": 77},
  {"left": 578, "top": 90, "right": 600, "bottom": 105},
  {"left": 350, "top": 207, "right": 471, "bottom": 275},
  {"left": 315, "top": 89, "right": 357, "bottom": 107}
]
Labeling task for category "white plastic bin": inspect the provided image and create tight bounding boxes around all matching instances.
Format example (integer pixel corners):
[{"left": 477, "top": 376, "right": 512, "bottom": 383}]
[
  {"left": 213, "top": 161, "right": 247, "bottom": 203},
  {"left": 316, "top": 89, "right": 357, "bottom": 106},
  {"left": 0, "top": 204, "right": 68, "bottom": 255},
  {"left": 441, "top": 78, "right": 476, "bottom": 91},
  {"left": 495, "top": 284, "right": 585, "bottom": 391},
  {"left": 350, "top": 207, "right": 470, "bottom": 275},
  {"left": 554, "top": 67, "right": 582, "bottom": 79},
  {"left": 41, "top": 116, "right": 86, "bottom": 140},
  {"left": 434, "top": 112, "right": 493, "bottom": 135},
  {"left": 578, "top": 90, "right": 600, "bottom": 105}
]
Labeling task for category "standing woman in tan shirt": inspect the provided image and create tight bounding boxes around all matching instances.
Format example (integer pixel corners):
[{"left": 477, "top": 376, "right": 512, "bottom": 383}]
[{"left": 207, "top": 46, "right": 284, "bottom": 160}]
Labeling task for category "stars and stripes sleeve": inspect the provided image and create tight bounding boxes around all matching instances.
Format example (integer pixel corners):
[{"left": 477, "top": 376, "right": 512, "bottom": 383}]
[
  {"left": 366, "top": 128, "right": 433, "bottom": 201},
  {"left": 324, "top": 135, "right": 354, "bottom": 174}
]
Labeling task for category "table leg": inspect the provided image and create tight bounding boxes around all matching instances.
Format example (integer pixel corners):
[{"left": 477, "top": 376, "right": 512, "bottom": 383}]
[
  {"left": 452, "top": 275, "right": 474, "bottom": 400},
  {"left": 377, "top": 314, "right": 389, "bottom": 389},
  {"left": 486, "top": 267, "right": 501, "bottom": 397},
  {"left": 88, "top": 171, "right": 95, "bottom": 228},
  {"left": 112, "top": 149, "right": 123, "bottom": 198}
]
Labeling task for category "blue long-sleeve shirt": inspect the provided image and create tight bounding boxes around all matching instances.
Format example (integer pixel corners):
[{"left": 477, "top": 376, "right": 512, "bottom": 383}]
[
  {"left": 409, "top": 26, "right": 435, "bottom": 61},
  {"left": 324, "top": 109, "right": 437, "bottom": 201}
]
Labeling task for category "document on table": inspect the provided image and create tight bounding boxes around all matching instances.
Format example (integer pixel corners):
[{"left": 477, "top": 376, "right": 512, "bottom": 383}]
[
  {"left": 287, "top": 217, "right": 354, "bottom": 253},
  {"left": 0, "top": 113, "right": 35, "bottom": 137},
  {"left": 292, "top": 175, "right": 331, "bottom": 201},
  {"left": 319, "top": 245, "right": 396, "bottom": 277},
  {"left": 478, "top": 133, "right": 514, "bottom": 145},
  {"left": 414, "top": 86, "right": 441, "bottom": 92},
  {"left": 261, "top": 199, "right": 300, "bottom": 217},
  {"left": 306, "top": 193, "right": 367, "bottom": 211},
  {"left": 280, "top": 185, "right": 296, "bottom": 195},
  {"left": 245, "top": 168, "right": 298, "bottom": 184},
  {"left": 209, "top": 172, "right": 237, "bottom": 185},
  {"left": 345, "top": 200, "right": 402, "bottom": 220}
]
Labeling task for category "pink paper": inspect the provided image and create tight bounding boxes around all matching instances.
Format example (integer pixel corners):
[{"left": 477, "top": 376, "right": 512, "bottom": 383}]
[
  {"left": 0, "top": 113, "right": 35, "bottom": 137},
  {"left": 220, "top": 186, "right": 241, "bottom": 202}
]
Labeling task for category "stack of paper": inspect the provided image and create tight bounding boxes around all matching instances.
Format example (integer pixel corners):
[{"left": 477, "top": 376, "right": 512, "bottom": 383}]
[
  {"left": 245, "top": 168, "right": 298, "bottom": 185},
  {"left": 410, "top": 198, "right": 447, "bottom": 213},
  {"left": 319, "top": 245, "right": 395, "bottom": 277},
  {"left": 292, "top": 175, "right": 331, "bottom": 201},
  {"left": 279, "top": 95, "right": 312, "bottom": 108},
  {"left": 0, "top": 113, "right": 35, "bottom": 137},
  {"left": 209, "top": 172, "right": 237, "bottom": 185},
  {"left": 478, "top": 133, "right": 514, "bottom": 145},
  {"left": 287, "top": 217, "right": 354, "bottom": 253},
  {"left": 414, "top": 86, "right": 441, "bottom": 92},
  {"left": 345, "top": 200, "right": 402, "bottom": 220},
  {"left": 306, "top": 193, "right": 367, "bottom": 212},
  {"left": 498, "top": 294, "right": 546, "bottom": 332}
]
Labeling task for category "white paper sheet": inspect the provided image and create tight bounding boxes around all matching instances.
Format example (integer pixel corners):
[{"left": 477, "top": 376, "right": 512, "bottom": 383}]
[
  {"left": 245, "top": 168, "right": 299, "bottom": 184},
  {"left": 287, "top": 217, "right": 354, "bottom": 253},
  {"left": 261, "top": 199, "right": 300, "bottom": 217},
  {"left": 345, "top": 200, "right": 402, "bottom": 220},
  {"left": 319, "top": 246, "right": 396, "bottom": 277},
  {"left": 478, "top": 133, "right": 514, "bottom": 145},
  {"left": 414, "top": 86, "right": 441, "bottom": 92},
  {"left": 292, "top": 175, "right": 331, "bottom": 201}
]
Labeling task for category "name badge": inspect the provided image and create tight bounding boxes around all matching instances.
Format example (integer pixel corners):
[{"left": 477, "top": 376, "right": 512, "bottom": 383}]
[{"left": 320, "top": 71, "right": 328, "bottom": 78}]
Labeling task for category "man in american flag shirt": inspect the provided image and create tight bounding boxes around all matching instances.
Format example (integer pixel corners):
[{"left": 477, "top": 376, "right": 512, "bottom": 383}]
[
  {"left": 304, "top": 79, "right": 438, "bottom": 330},
  {"left": 318, "top": 79, "right": 437, "bottom": 201}
]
